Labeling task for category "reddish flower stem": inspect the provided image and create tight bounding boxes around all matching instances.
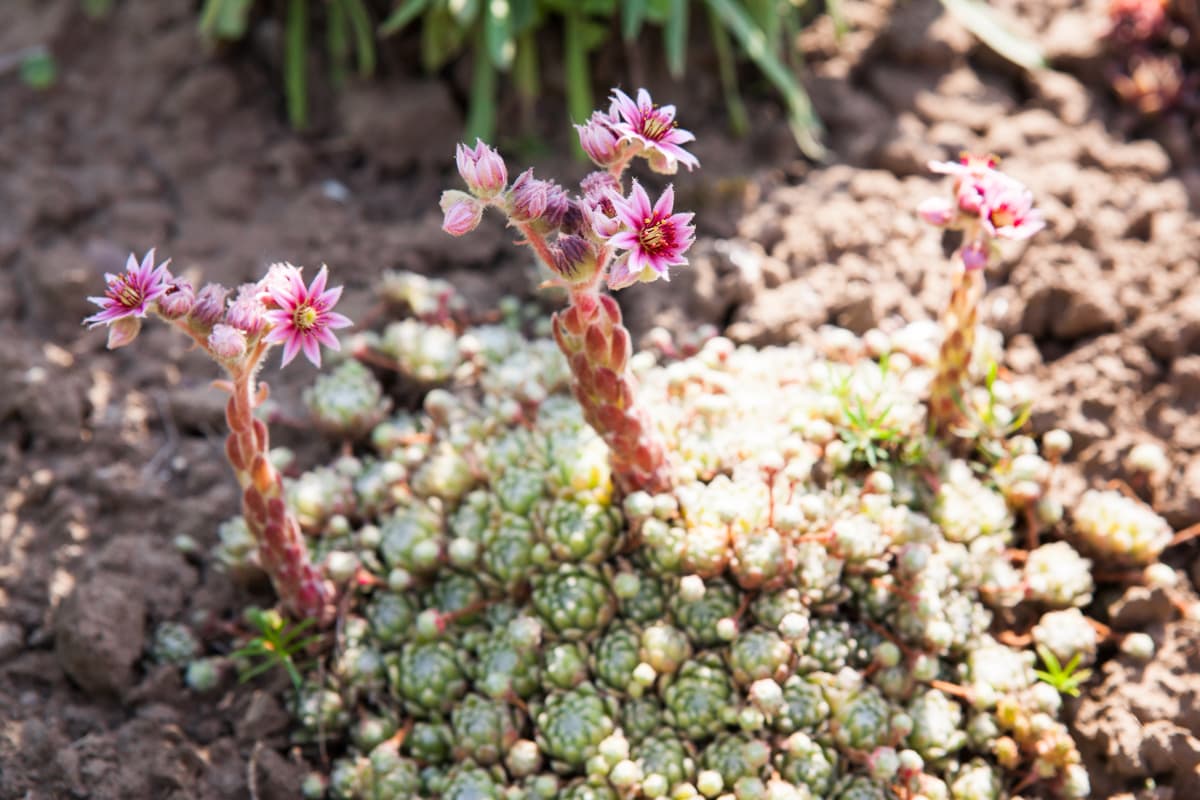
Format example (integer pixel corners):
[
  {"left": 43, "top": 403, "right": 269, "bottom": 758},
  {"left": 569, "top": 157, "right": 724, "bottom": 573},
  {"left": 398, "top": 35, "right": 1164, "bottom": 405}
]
[
  {"left": 514, "top": 223, "right": 674, "bottom": 494},
  {"left": 929, "top": 262, "right": 984, "bottom": 430},
  {"left": 221, "top": 345, "right": 336, "bottom": 623}
]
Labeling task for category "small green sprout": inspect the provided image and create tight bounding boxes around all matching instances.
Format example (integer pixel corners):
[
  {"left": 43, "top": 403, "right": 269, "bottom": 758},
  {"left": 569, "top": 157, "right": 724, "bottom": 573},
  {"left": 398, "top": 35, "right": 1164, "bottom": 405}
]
[
  {"left": 1033, "top": 644, "right": 1093, "bottom": 698},
  {"left": 834, "top": 358, "right": 907, "bottom": 468},
  {"left": 955, "top": 360, "right": 1032, "bottom": 461},
  {"left": 231, "top": 607, "right": 323, "bottom": 692}
]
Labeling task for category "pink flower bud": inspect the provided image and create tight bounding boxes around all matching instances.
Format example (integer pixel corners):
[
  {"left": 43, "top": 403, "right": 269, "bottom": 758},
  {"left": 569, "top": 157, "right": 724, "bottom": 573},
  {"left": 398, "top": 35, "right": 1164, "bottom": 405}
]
[
  {"left": 191, "top": 283, "right": 229, "bottom": 326},
  {"left": 157, "top": 278, "right": 195, "bottom": 319},
  {"left": 917, "top": 197, "right": 955, "bottom": 227},
  {"left": 455, "top": 139, "right": 507, "bottom": 199},
  {"left": 208, "top": 323, "right": 247, "bottom": 359},
  {"left": 508, "top": 169, "right": 549, "bottom": 223},
  {"left": 540, "top": 183, "right": 571, "bottom": 229},
  {"left": 441, "top": 195, "right": 483, "bottom": 237},
  {"left": 580, "top": 172, "right": 621, "bottom": 237},
  {"left": 550, "top": 235, "right": 599, "bottom": 285},
  {"left": 227, "top": 283, "right": 268, "bottom": 335},
  {"left": 106, "top": 316, "right": 141, "bottom": 349},
  {"left": 575, "top": 111, "right": 623, "bottom": 167}
]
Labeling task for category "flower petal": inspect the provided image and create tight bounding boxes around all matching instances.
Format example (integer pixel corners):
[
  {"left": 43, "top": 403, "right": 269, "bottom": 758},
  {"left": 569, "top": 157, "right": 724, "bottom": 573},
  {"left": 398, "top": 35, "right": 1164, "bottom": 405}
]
[
  {"left": 301, "top": 334, "right": 322, "bottom": 367},
  {"left": 652, "top": 185, "right": 676, "bottom": 219},
  {"left": 323, "top": 311, "right": 353, "bottom": 330},
  {"left": 280, "top": 332, "right": 303, "bottom": 367}
]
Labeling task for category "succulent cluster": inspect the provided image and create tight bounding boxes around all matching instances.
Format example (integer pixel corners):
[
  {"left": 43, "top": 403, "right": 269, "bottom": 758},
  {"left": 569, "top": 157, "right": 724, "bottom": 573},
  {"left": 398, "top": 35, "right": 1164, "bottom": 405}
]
[{"left": 194, "top": 274, "right": 1145, "bottom": 799}]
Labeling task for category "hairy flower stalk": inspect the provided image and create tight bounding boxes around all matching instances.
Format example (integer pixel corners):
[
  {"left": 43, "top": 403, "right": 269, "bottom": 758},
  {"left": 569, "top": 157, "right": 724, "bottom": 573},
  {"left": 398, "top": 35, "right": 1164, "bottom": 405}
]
[
  {"left": 921, "top": 155, "right": 1043, "bottom": 430},
  {"left": 84, "top": 255, "right": 350, "bottom": 623},
  {"left": 443, "top": 89, "right": 699, "bottom": 494}
]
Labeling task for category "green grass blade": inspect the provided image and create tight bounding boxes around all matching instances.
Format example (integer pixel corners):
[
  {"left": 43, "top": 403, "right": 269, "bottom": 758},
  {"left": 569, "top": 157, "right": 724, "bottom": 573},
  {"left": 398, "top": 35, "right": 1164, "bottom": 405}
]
[
  {"left": 327, "top": 0, "right": 350, "bottom": 86},
  {"left": 343, "top": 0, "right": 378, "bottom": 76},
  {"left": 237, "top": 658, "right": 279, "bottom": 683},
  {"left": 703, "top": 0, "right": 824, "bottom": 159},
  {"left": 450, "top": 0, "right": 481, "bottom": 27},
  {"left": 663, "top": 0, "right": 687, "bottom": 79},
  {"left": 379, "top": 0, "right": 432, "bottom": 35},
  {"left": 707, "top": 3, "right": 748, "bottom": 136},
  {"left": 200, "top": 0, "right": 253, "bottom": 40},
  {"left": 563, "top": 8, "right": 593, "bottom": 125},
  {"left": 465, "top": 19, "right": 498, "bottom": 142},
  {"left": 622, "top": 0, "right": 648, "bottom": 41},
  {"left": 939, "top": 0, "right": 1045, "bottom": 71},
  {"left": 485, "top": 0, "right": 515, "bottom": 69},
  {"left": 422, "top": 2, "right": 470, "bottom": 72},
  {"left": 510, "top": 0, "right": 537, "bottom": 31},
  {"left": 513, "top": 27, "right": 539, "bottom": 100},
  {"left": 744, "top": 0, "right": 778, "bottom": 54},
  {"left": 285, "top": 0, "right": 309, "bottom": 129}
]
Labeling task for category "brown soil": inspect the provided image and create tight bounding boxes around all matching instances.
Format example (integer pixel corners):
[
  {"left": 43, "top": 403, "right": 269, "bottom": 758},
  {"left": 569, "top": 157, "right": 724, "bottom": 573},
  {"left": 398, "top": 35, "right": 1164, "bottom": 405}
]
[{"left": 1, "top": 0, "right": 1197, "bottom": 798}]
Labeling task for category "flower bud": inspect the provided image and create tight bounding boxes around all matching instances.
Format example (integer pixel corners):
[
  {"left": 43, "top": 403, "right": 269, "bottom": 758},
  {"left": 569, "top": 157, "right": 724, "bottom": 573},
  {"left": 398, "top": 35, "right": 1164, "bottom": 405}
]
[
  {"left": 455, "top": 139, "right": 507, "bottom": 199},
  {"left": 576, "top": 111, "right": 623, "bottom": 167},
  {"left": 208, "top": 323, "right": 247, "bottom": 359},
  {"left": 441, "top": 193, "right": 483, "bottom": 237},
  {"left": 550, "top": 235, "right": 599, "bottom": 285},
  {"left": 508, "top": 169, "right": 549, "bottom": 223},
  {"left": 917, "top": 196, "right": 955, "bottom": 227},
  {"left": 191, "top": 283, "right": 229, "bottom": 325},
  {"left": 540, "top": 182, "right": 571, "bottom": 229},
  {"left": 226, "top": 283, "right": 267, "bottom": 335},
  {"left": 157, "top": 278, "right": 195, "bottom": 319}
]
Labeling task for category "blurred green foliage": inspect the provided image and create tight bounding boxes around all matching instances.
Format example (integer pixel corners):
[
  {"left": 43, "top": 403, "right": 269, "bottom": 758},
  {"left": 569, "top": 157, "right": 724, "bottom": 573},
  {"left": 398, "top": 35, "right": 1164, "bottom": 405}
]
[
  {"left": 938, "top": 0, "right": 1045, "bottom": 71},
  {"left": 199, "top": 0, "right": 378, "bottom": 129},
  {"left": 382, "top": 0, "right": 826, "bottom": 157},
  {"left": 19, "top": 49, "right": 57, "bottom": 90}
]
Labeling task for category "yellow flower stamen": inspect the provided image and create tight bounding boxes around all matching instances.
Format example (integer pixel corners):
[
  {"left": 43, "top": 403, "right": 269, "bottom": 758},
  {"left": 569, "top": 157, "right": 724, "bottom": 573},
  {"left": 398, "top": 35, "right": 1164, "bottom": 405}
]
[{"left": 294, "top": 305, "right": 318, "bottom": 330}]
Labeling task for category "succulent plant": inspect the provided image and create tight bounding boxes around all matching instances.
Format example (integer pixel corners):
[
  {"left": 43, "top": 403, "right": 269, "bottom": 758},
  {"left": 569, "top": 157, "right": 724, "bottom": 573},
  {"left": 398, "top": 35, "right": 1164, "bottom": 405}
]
[{"left": 183, "top": 115, "right": 1103, "bottom": 798}]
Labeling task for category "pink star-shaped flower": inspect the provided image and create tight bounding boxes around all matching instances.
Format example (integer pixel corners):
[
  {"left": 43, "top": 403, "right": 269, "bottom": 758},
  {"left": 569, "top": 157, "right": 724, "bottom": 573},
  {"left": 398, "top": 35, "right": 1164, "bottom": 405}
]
[
  {"left": 979, "top": 172, "right": 1045, "bottom": 240},
  {"left": 262, "top": 265, "right": 352, "bottom": 367},
  {"left": 606, "top": 181, "right": 695, "bottom": 290},
  {"left": 83, "top": 249, "right": 171, "bottom": 328},
  {"left": 610, "top": 88, "right": 699, "bottom": 174}
]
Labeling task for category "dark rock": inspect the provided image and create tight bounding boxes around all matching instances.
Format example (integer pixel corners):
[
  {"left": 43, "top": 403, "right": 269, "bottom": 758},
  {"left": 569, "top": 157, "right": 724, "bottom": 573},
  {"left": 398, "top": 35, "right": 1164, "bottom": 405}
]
[
  {"left": 236, "top": 691, "right": 290, "bottom": 743},
  {"left": 1108, "top": 585, "right": 1175, "bottom": 630},
  {"left": 55, "top": 574, "right": 146, "bottom": 696}
]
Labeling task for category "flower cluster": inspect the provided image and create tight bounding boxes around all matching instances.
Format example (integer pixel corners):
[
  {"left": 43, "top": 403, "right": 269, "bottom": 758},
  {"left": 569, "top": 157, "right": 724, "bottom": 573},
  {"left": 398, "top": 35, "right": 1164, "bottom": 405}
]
[
  {"left": 84, "top": 252, "right": 354, "bottom": 622},
  {"left": 84, "top": 253, "right": 351, "bottom": 368},
  {"left": 441, "top": 88, "right": 699, "bottom": 494},
  {"left": 918, "top": 154, "right": 1044, "bottom": 271},
  {"left": 441, "top": 87, "right": 698, "bottom": 294}
]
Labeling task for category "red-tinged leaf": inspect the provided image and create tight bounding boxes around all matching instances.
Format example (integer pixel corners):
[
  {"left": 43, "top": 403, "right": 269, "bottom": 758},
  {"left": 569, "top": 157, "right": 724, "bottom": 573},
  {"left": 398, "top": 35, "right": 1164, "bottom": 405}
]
[
  {"left": 242, "top": 487, "right": 267, "bottom": 526},
  {"left": 226, "top": 435, "right": 245, "bottom": 471},
  {"left": 594, "top": 367, "right": 621, "bottom": 403},
  {"left": 585, "top": 325, "right": 610, "bottom": 366},
  {"left": 609, "top": 326, "right": 631, "bottom": 371},
  {"left": 598, "top": 294, "right": 621, "bottom": 325}
]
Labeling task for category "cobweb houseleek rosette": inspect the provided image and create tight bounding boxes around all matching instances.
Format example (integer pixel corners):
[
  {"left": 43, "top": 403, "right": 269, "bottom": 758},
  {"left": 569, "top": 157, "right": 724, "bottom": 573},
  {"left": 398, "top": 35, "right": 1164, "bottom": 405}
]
[
  {"left": 441, "top": 87, "right": 700, "bottom": 495},
  {"left": 920, "top": 155, "right": 1044, "bottom": 430},
  {"left": 84, "top": 255, "right": 351, "bottom": 624}
]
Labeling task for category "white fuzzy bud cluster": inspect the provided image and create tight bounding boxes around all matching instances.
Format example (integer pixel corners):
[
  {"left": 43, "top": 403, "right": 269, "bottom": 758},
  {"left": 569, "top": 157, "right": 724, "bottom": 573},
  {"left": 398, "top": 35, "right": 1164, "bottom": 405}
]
[{"left": 1073, "top": 489, "right": 1173, "bottom": 566}]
